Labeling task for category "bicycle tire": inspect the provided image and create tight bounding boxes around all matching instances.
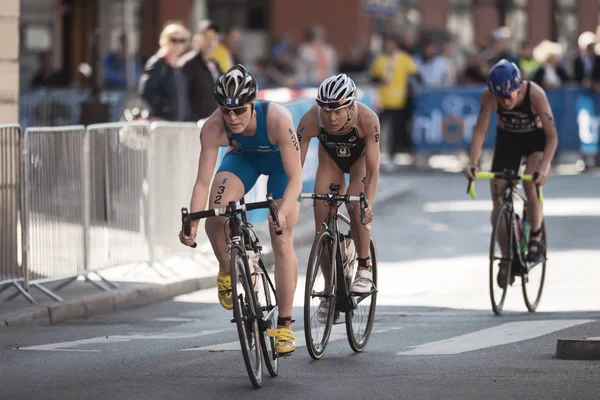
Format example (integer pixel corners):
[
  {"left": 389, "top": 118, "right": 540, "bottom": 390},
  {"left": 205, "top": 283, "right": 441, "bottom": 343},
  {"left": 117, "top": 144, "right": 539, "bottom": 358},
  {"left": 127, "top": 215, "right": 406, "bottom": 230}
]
[
  {"left": 522, "top": 220, "right": 547, "bottom": 312},
  {"left": 346, "top": 235, "right": 378, "bottom": 353},
  {"left": 304, "top": 229, "right": 336, "bottom": 360},
  {"left": 255, "top": 258, "right": 278, "bottom": 377},
  {"left": 230, "top": 247, "right": 263, "bottom": 388},
  {"left": 489, "top": 204, "right": 513, "bottom": 315}
]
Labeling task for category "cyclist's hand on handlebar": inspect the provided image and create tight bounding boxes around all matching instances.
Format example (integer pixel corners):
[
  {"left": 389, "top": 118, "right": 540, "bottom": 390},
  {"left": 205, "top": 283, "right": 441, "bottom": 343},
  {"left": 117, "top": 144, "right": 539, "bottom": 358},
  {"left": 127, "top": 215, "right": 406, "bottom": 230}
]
[
  {"left": 464, "top": 166, "right": 479, "bottom": 180},
  {"left": 362, "top": 206, "right": 374, "bottom": 225},
  {"left": 533, "top": 171, "right": 547, "bottom": 186},
  {"left": 269, "top": 212, "right": 286, "bottom": 233},
  {"left": 179, "top": 226, "right": 197, "bottom": 247}
]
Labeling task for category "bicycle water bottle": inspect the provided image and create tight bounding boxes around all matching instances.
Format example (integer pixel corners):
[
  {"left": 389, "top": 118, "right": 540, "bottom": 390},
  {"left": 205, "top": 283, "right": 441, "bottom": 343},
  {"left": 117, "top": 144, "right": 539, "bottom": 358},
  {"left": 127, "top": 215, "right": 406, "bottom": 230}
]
[
  {"left": 247, "top": 250, "right": 261, "bottom": 290},
  {"left": 344, "top": 233, "right": 356, "bottom": 279},
  {"left": 520, "top": 220, "right": 529, "bottom": 255}
]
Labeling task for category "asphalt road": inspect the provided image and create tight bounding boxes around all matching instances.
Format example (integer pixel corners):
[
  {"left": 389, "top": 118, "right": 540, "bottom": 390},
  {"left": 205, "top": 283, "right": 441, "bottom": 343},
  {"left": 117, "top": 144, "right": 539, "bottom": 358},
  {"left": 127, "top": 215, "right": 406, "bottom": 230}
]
[{"left": 1, "top": 171, "right": 599, "bottom": 399}]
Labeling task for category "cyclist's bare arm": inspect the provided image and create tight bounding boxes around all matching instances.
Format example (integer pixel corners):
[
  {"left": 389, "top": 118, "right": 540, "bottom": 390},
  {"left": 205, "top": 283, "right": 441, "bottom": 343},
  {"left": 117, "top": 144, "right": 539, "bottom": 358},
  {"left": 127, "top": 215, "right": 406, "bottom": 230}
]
[
  {"left": 468, "top": 89, "right": 496, "bottom": 174},
  {"left": 357, "top": 104, "right": 381, "bottom": 206},
  {"left": 268, "top": 103, "right": 303, "bottom": 217},
  {"left": 530, "top": 83, "right": 558, "bottom": 177},
  {"left": 297, "top": 105, "right": 319, "bottom": 167},
  {"left": 189, "top": 115, "right": 229, "bottom": 228}
]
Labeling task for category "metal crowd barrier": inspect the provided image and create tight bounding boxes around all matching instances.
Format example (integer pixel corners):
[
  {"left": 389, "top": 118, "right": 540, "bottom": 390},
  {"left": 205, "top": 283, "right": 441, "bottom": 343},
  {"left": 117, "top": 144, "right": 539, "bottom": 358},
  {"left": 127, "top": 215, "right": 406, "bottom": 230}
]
[
  {"left": 19, "top": 126, "right": 88, "bottom": 301},
  {"left": 86, "top": 122, "right": 151, "bottom": 273},
  {"left": 0, "top": 125, "right": 29, "bottom": 301},
  {"left": 147, "top": 122, "right": 204, "bottom": 268}
]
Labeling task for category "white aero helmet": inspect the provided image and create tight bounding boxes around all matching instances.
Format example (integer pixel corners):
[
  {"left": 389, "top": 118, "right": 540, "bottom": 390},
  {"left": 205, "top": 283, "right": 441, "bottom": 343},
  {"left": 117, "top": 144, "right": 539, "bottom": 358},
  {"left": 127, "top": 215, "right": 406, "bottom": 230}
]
[{"left": 316, "top": 74, "right": 357, "bottom": 111}]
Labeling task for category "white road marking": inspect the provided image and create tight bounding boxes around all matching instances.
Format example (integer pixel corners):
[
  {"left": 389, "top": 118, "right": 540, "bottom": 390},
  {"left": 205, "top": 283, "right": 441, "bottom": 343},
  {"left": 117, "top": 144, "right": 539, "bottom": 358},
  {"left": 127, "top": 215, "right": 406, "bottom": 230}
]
[
  {"left": 180, "top": 325, "right": 402, "bottom": 352},
  {"left": 17, "top": 329, "right": 234, "bottom": 352},
  {"left": 398, "top": 319, "right": 594, "bottom": 356}
]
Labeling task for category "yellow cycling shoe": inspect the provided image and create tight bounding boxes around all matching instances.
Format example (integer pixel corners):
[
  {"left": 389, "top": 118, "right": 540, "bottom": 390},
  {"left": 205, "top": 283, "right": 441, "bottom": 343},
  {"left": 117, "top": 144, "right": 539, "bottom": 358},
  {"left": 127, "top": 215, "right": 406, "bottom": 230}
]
[
  {"left": 267, "top": 326, "right": 296, "bottom": 355},
  {"left": 217, "top": 272, "right": 233, "bottom": 310}
]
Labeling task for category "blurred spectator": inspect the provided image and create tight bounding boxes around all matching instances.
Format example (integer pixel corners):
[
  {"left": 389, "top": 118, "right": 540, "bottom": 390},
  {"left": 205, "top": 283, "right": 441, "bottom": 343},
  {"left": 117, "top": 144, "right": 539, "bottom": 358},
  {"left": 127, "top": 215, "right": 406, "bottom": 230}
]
[
  {"left": 440, "top": 37, "right": 462, "bottom": 85},
  {"left": 591, "top": 27, "right": 600, "bottom": 92},
  {"left": 102, "top": 31, "right": 142, "bottom": 89},
  {"left": 483, "top": 27, "right": 519, "bottom": 66},
  {"left": 297, "top": 25, "right": 337, "bottom": 86},
  {"left": 212, "top": 26, "right": 238, "bottom": 73},
  {"left": 30, "top": 52, "right": 69, "bottom": 88},
  {"left": 400, "top": 29, "right": 419, "bottom": 55},
  {"left": 519, "top": 43, "right": 539, "bottom": 80},
  {"left": 264, "top": 46, "right": 298, "bottom": 88},
  {"left": 458, "top": 52, "right": 488, "bottom": 84},
  {"left": 415, "top": 38, "right": 450, "bottom": 87},
  {"left": 339, "top": 45, "right": 369, "bottom": 80},
  {"left": 138, "top": 22, "right": 190, "bottom": 121},
  {"left": 531, "top": 40, "right": 569, "bottom": 90},
  {"left": 180, "top": 20, "right": 224, "bottom": 121},
  {"left": 370, "top": 34, "right": 418, "bottom": 168},
  {"left": 574, "top": 31, "right": 596, "bottom": 87},
  {"left": 225, "top": 27, "right": 244, "bottom": 65}
]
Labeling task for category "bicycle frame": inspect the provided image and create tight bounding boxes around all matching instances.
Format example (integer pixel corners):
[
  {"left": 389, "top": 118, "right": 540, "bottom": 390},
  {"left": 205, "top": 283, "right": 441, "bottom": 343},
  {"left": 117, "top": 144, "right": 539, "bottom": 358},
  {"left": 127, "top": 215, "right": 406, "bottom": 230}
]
[{"left": 306, "top": 186, "right": 368, "bottom": 313}]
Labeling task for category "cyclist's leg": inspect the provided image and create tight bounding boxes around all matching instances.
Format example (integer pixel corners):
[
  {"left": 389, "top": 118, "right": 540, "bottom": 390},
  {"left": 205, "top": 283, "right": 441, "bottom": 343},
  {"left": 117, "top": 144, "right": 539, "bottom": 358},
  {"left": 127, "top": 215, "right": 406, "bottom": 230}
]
[
  {"left": 522, "top": 130, "right": 547, "bottom": 259},
  {"left": 346, "top": 154, "right": 373, "bottom": 293},
  {"left": 346, "top": 154, "right": 369, "bottom": 261},
  {"left": 265, "top": 167, "right": 300, "bottom": 353},
  {"left": 313, "top": 149, "right": 346, "bottom": 283},
  {"left": 490, "top": 132, "right": 521, "bottom": 256},
  {"left": 209, "top": 152, "right": 259, "bottom": 309}
]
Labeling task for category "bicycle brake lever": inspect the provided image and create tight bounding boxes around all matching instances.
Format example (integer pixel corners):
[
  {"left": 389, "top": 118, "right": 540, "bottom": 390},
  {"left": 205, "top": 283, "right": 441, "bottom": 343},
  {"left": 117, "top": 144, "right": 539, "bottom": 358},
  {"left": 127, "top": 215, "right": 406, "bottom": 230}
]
[{"left": 181, "top": 207, "right": 197, "bottom": 248}]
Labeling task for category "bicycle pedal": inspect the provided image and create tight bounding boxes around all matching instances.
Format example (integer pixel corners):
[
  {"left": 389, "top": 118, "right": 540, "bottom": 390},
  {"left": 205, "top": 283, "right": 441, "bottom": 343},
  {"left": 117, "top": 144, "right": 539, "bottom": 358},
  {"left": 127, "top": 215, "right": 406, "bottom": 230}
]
[{"left": 275, "top": 351, "right": 294, "bottom": 358}]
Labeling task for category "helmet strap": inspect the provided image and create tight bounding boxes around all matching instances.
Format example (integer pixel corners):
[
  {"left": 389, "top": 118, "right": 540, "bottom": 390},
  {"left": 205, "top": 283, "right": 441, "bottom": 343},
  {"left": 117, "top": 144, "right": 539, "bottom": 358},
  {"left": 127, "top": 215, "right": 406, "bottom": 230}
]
[{"left": 337, "top": 102, "right": 354, "bottom": 132}]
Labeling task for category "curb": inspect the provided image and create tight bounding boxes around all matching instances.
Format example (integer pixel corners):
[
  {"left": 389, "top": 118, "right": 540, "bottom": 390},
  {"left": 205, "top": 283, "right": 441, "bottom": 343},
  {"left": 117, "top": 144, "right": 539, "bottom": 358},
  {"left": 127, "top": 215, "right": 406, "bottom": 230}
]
[
  {"left": 556, "top": 337, "right": 600, "bottom": 360},
  {"left": 0, "top": 183, "right": 413, "bottom": 328},
  {"left": 0, "top": 276, "right": 215, "bottom": 327}
]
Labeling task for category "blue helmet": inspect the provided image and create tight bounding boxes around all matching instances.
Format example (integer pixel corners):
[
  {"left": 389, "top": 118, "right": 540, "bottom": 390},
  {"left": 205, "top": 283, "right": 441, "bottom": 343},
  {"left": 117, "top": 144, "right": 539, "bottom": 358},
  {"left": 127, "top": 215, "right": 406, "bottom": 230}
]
[{"left": 487, "top": 59, "right": 521, "bottom": 97}]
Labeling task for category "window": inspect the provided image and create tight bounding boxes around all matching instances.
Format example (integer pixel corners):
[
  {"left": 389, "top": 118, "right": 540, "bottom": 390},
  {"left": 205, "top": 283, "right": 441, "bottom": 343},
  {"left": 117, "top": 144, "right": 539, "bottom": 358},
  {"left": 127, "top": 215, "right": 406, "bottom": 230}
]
[
  {"left": 505, "top": 0, "right": 528, "bottom": 52},
  {"left": 207, "top": 0, "right": 269, "bottom": 31},
  {"left": 554, "top": 0, "right": 578, "bottom": 67},
  {"left": 447, "top": 0, "right": 474, "bottom": 52}
]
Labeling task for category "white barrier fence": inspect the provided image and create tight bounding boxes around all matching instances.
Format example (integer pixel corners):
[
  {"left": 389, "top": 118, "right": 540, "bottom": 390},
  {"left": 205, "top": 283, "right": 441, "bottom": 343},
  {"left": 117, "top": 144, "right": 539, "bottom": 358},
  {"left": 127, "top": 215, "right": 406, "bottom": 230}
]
[{"left": 1, "top": 121, "right": 213, "bottom": 304}]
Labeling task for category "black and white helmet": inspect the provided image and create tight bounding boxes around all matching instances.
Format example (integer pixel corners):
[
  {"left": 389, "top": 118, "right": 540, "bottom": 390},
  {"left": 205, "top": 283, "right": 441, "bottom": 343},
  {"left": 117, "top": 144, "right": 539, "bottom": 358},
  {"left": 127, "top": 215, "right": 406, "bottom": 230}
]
[
  {"left": 316, "top": 74, "right": 357, "bottom": 111},
  {"left": 214, "top": 64, "right": 258, "bottom": 108}
]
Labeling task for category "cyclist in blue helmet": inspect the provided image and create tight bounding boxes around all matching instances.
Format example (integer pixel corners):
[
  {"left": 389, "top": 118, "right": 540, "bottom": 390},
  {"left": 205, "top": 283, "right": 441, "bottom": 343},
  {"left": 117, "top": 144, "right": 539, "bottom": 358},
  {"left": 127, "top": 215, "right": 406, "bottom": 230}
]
[{"left": 464, "top": 58, "right": 558, "bottom": 281}]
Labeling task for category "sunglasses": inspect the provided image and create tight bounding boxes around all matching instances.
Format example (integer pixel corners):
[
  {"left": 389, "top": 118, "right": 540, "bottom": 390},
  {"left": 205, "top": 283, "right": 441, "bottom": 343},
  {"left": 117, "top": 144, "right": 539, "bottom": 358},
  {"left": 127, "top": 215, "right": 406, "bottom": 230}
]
[
  {"left": 220, "top": 106, "right": 250, "bottom": 116},
  {"left": 316, "top": 98, "right": 346, "bottom": 111},
  {"left": 497, "top": 90, "right": 518, "bottom": 99},
  {"left": 170, "top": 37, "right": 187, "bottom": 44}
]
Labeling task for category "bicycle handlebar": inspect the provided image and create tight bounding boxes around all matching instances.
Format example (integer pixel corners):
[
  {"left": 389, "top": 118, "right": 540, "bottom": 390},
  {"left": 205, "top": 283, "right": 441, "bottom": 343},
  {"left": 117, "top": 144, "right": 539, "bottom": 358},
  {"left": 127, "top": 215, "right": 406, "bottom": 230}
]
[
  {"left": 181, "top": 194, "right": 282, "bottom": 248},
  {"left": 467, "top": 170, "right": 544, "bottom": 202},
  {"left": 300, "top": 191, "right": 371, "bottom": 229}
]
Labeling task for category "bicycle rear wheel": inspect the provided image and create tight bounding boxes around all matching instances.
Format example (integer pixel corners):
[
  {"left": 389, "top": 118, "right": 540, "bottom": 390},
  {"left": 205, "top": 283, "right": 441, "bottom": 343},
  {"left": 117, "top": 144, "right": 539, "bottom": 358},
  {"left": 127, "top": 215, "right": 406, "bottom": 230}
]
[
  {"left": 489, "top": 204, "right": 513, "bottom": 315},
  {"left": 522, "top": 220, "right": 547, "bottom": 312},
  {"left": 230, "top": 247, "right": 262, "bottom": 388},
  {"left": 346, "top": 235, "right": 378, "bottom": 353},
  {"left": 304, "top": 230, "right": 336, "bottom": 360},
  {"left": 254, "top": 258, "right": 278, "bottom": 377}
]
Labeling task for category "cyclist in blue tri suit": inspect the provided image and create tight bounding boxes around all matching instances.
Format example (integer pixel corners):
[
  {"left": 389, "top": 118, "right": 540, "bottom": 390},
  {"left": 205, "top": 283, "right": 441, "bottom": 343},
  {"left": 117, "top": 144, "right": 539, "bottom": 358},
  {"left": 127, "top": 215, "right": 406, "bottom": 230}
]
[
  {"left": 180, "top": 65, "right": 302, "bottom": 355},
  {"left": 465, "top": 59, "right": 558, "bottom": 283}
]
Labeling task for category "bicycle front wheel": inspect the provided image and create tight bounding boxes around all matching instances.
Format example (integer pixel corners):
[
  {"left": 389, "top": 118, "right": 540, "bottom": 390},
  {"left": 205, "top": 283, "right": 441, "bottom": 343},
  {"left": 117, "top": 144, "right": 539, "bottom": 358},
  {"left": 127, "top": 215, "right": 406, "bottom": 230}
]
[
  {"left": 230, "top": 247, "right": 263, "bottom": 388},
  {"left": 346, "top": 235, "right": 378, "bottom": 353},
  {"left": 522, "top": 220, "right": 547, "bottom": 312},
  {"left": 304, "top": 229, "right": 336, "bottom": 360},
  {"left": 489, "top": 204, "right": 513, "bottom": 315},
  {"left": 254, "top": 258, "right": 278, "bottom": 377}
]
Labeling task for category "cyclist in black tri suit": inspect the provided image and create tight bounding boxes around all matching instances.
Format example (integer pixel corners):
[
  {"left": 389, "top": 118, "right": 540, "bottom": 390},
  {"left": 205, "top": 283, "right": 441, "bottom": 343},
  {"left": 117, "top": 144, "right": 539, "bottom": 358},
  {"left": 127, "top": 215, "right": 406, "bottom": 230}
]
[
  {"left": 298, "top": 74, "right": 381, "bottom": 296},
  {"left": 465, "top": 59, "right": 558, "bottom": 282}
]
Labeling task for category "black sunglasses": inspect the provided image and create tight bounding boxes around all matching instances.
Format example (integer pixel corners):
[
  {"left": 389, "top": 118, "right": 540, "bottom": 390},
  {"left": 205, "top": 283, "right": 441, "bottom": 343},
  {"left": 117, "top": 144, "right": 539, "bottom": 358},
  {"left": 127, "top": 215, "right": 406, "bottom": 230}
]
[{"left": 170, "top": 37, "right": 187, "bottom": 44}]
